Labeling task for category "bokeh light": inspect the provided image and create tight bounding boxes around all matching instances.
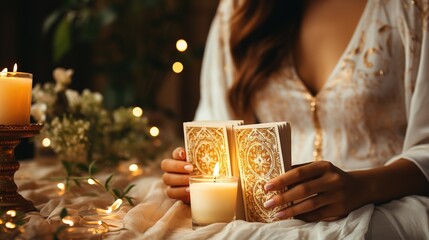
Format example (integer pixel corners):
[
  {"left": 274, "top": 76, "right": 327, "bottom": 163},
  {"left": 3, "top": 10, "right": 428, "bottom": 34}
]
[
  {"left": 42, "top": 138, "right": 51, "bottom": 147},
  {"left": 172, "top": 62, "right": 183, "bottom": 73},
  {"left": 129, "top": 164, "right": 138, "bottom": 172},
  {"left": 176, "top": 39, "right": 188, "bottom": 52},
  {"left": 87, "top": 178, "right": 96, "bottom": 185},
  {"left": 132, "top": 107, "right": 143, "bottom": 117},
  {"left": 149, "top": 126, "right": 160, "bottom": 137}
]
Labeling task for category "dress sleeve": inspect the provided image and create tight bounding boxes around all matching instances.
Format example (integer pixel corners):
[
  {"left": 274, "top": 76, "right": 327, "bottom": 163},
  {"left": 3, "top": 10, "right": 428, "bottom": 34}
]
[
  {"left": 193, "top": 0, "right": 236, "bottom": 121},
  {"left": 386, "top": 2, "right": 429, "bottom": 181}
]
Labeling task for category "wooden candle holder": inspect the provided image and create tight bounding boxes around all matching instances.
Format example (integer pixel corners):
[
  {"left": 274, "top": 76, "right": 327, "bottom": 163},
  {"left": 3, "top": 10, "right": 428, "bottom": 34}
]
[{"left": 0, "top": 124, "right": 42, "bottom": 212}]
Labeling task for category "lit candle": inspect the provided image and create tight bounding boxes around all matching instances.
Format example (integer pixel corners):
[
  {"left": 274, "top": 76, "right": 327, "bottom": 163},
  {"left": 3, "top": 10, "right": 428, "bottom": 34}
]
[
  {"left": 0, "top": 64, "right": 32, "bottom": 125},
  {"left": 189, "top": 163, "right": 238, "bottom": 229}
]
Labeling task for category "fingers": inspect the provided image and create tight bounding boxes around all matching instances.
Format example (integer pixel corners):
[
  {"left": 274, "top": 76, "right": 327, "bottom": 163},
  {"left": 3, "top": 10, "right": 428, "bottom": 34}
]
[
  {"left": 265, "top": 161, "right": 335, "bottom": 191},
  {"left": 163, "top": 172, "right": 190, "bottom": 186},
  {"left": 272, "top": 193, "right": 332, "bottom": 220},
  {"left": 165, "top": 186, "right": 190, "bottom": 204},
  {"left": 162, "top": 147, "right": 192, "bottom": 204},
  {"left": 161, "top": 147, "right": 193, "bottom": 173},
  {"left": 262, "top": 161, "right": 346, "bottom": 220},
  {"left": 161, "top": 159, "right": 193, "bottom": 173},
  {"left": 172, "top": 147, "right": 186, "bottom": 160},
  {"left": 267, "top": 174, "right": 332, "bottom": 207}
]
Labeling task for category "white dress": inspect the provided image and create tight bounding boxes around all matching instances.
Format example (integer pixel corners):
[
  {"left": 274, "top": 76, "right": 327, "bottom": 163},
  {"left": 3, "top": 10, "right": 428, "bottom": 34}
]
[{"left": 194, "top": 0, "right": 429, "bottom": 238}]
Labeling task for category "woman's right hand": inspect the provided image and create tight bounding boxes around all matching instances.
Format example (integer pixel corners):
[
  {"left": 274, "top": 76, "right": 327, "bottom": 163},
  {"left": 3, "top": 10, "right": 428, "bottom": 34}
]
[{"left": 161, "top": 147, "right": 193, "bottom": 204}]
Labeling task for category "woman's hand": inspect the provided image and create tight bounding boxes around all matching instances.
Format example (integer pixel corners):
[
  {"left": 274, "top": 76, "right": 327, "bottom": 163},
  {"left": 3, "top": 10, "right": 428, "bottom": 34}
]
[
  {"left": 161, "top": 147, "right": 193, "bottom": 204},
  {"left": 263, "top": 161, "right": 367, "bottom": 222}
]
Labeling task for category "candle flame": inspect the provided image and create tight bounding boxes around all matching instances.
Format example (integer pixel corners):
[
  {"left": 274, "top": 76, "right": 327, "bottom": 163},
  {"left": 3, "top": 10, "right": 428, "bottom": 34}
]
[
  {"left": 0, "top": 68, "right": 7, "bottom": 77},
  {"left": 213, "top": 162, "right": 220, "bottom": 178},
  {"left": 13, "top": 63, "right": 17, "bottom": 72}
]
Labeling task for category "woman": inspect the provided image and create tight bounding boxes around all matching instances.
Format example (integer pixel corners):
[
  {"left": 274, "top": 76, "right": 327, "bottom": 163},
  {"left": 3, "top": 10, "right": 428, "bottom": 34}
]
[{"left": 162, "top": 0, "right": 429, "bottom": 237}]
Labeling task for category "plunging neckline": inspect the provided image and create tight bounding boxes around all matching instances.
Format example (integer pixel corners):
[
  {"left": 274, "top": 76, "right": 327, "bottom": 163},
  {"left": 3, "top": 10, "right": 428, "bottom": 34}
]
[{"left": 291, "top": 0, "right": 371, "bottom": 98}]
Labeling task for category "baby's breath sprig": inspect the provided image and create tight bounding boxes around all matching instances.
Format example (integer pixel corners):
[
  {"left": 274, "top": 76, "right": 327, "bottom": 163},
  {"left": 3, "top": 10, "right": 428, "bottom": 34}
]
[{"left": 31, "top": 68, "right": 167, "bottom": 167}]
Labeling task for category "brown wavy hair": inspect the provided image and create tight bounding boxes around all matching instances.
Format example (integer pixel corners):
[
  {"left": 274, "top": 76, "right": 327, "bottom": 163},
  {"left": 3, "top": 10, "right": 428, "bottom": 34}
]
[{"left": 229, "top": 1, "right": 305, "bottom": 120}]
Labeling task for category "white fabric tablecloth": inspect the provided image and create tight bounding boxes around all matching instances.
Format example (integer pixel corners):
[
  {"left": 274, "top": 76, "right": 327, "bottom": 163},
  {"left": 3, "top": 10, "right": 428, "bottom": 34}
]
[{"left": 15, "top": 158, "right": 428, "bottom": 239}]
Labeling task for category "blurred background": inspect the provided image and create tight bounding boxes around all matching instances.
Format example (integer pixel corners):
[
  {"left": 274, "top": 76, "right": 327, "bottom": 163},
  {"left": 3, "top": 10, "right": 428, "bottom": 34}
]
[{"left": 1, "top": 0, "right": 219, "bottom": 158}]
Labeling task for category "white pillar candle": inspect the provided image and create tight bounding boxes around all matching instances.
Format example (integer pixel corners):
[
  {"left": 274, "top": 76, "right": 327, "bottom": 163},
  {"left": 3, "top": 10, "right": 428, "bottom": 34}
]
[
  {"left": 189, "top": 175, "right": 238, "bottom": 227},
  {"left": 0, "top": 71, "right": 32, "bottom": 125}
]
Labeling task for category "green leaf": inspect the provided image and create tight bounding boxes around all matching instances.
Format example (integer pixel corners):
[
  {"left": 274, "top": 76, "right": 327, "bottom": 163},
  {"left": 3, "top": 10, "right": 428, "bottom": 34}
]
[
  {"left": 42, "top": 10, "right": 63, "bottom": 34},
  {"left": 112, "top": 188, "right": 122, "bottom": 198},
  {"left": 61, "top": 161, "right": 72, "bottom": 176},
  {"left": 53, "top": 17, "right": 72, "bottom": 62},
  {"left": 88, "top": 160, "right": 97, "bottom": 176},
  {"left": 124, "top": 196, "right": 135, "bottom": 206},
  {"left": 123, "top": 184, "right": 135, "bottom": 195},
  {"left": 60, "top": 208, "right": 68, "bottom": 219},
  {"left": 105, "top": 174, "right": 114, "bottom": 191},
  {"left": 73, "top": 179, "right": 81, "bottom": 187},
  {"left": 54, "top": 225, "right": 68, "bottom": 240}
]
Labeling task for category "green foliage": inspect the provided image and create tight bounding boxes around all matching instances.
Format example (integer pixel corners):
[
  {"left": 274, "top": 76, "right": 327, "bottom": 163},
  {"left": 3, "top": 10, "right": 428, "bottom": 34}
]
[
  {"left": 53, "top": 18, "right": 71, "bottom": 62},
  {"left": 59, "top": 208, "right": 69, "bottom": 219},
  {"left": 61, "top": 160, "right": 135, "bottom": 206}
]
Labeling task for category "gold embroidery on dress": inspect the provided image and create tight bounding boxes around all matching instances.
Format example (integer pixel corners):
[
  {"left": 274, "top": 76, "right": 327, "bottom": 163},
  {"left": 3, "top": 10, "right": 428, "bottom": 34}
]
[
  {"left": 352, "top": 31, "right": 366, "bottom": 55},
  {"left": 403, "top": 0, "right": 429, "bottom": 31},
  {"left": 309, "top": 97, "right": 323, "bottom": 161},
  {"left": 253, "top": 0, "right": 409, "bottom": 168},
  {"left": 363, "top": 47, "right": 381, "bottom": 68}
]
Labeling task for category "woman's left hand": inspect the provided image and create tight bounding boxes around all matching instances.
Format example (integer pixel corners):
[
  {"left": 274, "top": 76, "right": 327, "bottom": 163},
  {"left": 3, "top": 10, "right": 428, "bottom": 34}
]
[{"left": 263, "top": 161, "right": 368, "bottom": 222}]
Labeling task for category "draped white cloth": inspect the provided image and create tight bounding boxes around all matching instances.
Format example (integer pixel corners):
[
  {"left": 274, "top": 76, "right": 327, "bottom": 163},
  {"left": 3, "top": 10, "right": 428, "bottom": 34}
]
[{"left": 16, "top": 159, "right": 429, "bottom": 239}]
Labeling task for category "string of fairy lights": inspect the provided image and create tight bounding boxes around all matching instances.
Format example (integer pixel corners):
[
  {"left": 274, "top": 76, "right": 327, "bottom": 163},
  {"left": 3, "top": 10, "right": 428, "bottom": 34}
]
[
  {"left": 3, "top": 38, "right": 190, "bottom": 238},
  {"left": 0, "top": 38, "right": 188, "bottom": 239}
]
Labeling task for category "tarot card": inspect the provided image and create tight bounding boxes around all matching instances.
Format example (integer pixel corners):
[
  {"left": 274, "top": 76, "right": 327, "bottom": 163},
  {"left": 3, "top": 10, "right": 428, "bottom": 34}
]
[
  {"left": 234, "top": 122, "right": 291, "bottom": 222},
  {"left": 183, "top": 120, "right": 243, "bottom": 176}
]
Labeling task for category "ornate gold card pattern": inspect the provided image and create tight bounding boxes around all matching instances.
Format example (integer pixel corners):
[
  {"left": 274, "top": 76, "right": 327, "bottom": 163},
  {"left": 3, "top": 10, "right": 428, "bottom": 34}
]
[
  {"left": 235, "top": 126, "right": 286, "bottom": 222},
  {"left": 184, "top": 126, "right": 231, "bottom": 176}
]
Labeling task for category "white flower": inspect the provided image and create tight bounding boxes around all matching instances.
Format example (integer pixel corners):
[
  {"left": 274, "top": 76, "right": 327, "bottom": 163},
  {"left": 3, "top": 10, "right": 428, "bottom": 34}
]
[
  {"left": 30, "top": 103, "right": 47, "bottom": 123},
  {"left": 82, "top": 89, "right": 103, "bottom": 103},
  {"left": 93, "top": 92, "right": 103, "bottom": 104},
  {"left": 53, "top": 68, "right": 74, "bottom": 92},
  {"left": 32, "top": 83, "right": 57, "bottom": 106},
  {"left": 65, "top": 89, "right": 81, "bottom": 109}
]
